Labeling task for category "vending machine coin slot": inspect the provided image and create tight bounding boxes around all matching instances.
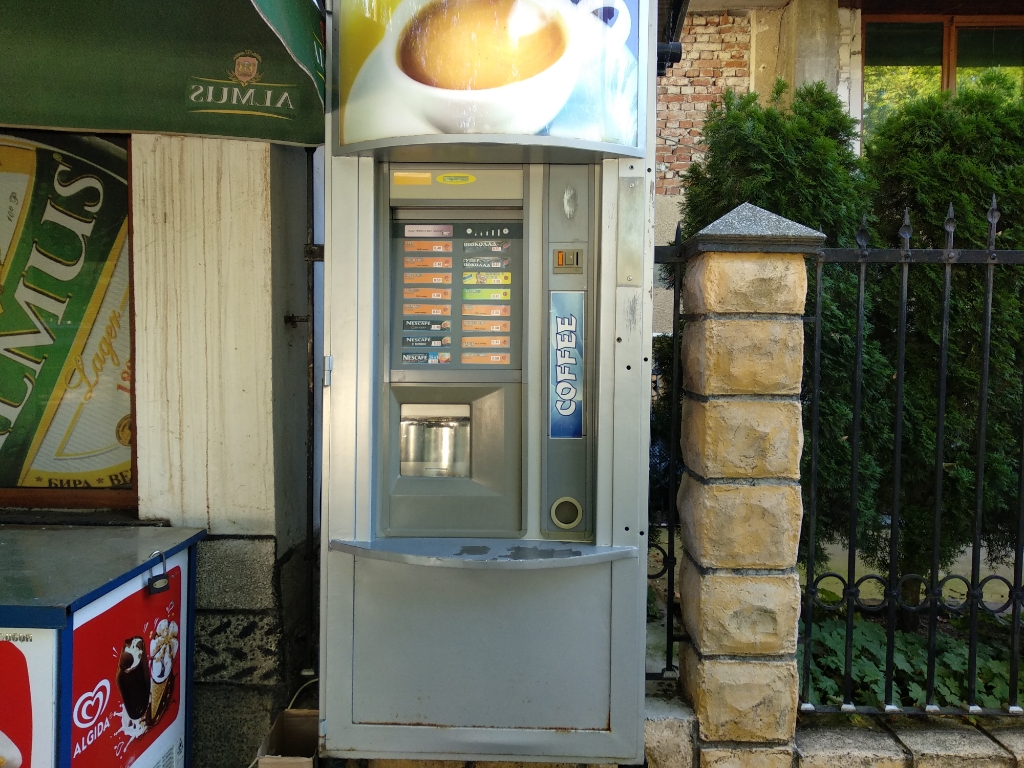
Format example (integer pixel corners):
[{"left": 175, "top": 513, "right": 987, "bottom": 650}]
[{"left": 553, "top": 248, "right": 583, "bottom": 273}]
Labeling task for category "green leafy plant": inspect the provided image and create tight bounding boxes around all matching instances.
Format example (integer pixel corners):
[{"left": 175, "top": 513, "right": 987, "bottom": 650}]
[
  {"left": 860, "top": 70, "right": 1024, "bottom": 612},
  {"left": 649, "top": 333, "right": 680, "bottom": 522},
  {"left": 679, "top": 73, "right": 1024, "bottom": 632},
  {"left": 800, "top": 615, "right": 1024, "bottom": 709}
]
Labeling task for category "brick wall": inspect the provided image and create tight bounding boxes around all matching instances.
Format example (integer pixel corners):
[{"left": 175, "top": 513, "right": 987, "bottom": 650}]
[{"left": 656, "top": 13, "right": 752, "bottom": 196}]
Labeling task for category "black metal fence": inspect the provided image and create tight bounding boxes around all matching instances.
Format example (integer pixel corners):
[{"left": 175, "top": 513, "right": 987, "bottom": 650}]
[
  {"left": 649, "top": 200, "right": 1024, "bottom": 713},
  {"left": 647, "top": 233, "right": 685, "bottom": 681},
  {"left": 802, "top": 200, "right": 1024, "bottom": 715}
]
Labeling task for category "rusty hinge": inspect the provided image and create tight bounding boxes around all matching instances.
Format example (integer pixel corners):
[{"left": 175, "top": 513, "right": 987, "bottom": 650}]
[{"left": 305, "top": 244, "right": 324, "bottom": 262}]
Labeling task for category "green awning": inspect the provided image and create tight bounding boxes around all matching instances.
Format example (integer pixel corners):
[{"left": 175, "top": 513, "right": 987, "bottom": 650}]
[{"left": 0, "top": 1, "right": 325, "bottom": 146}]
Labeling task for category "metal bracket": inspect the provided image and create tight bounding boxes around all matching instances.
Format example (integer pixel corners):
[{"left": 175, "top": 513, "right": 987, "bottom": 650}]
[
  {"left": 657, "top": 42, "right": 683, "bottom": 76},
  {"left": 324, "top": 355, "right": 333, "bottom": 387},
  {"left": 305, "top": 244, "right": 325, "bottom": 262},
  {"left": 285, "top": 314, "right": 310, "bottom": 327}
]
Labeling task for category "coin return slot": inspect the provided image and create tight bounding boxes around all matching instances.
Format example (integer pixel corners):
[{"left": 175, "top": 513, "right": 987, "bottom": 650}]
[
  {"left": 550, "top": 496, "right": 583, "bottom": 529},
  {"left": 553, "top": 248, "right": 583, "bottom": 274},
  {"left": 400, "top": 404, "right": 471, "bottom": 477}
]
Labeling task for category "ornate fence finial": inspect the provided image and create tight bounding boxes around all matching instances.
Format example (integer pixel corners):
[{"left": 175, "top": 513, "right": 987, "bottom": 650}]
[
  {"left": 856, "top": 214, "right": 869, "bottom": 254},
  {"left": 899, "top": 208, "right": 912, "bottom": 254},
  {"left": 987, "top": 195, "right": 1001, "bottom": 252},
  {"left": 944, "top": 203, "right": 956, "bottom": 252}
]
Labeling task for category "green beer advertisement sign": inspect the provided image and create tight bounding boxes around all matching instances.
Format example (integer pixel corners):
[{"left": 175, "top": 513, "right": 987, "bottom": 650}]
[{"left": 0, "top": 132, "right": 131, "bottom": 489}]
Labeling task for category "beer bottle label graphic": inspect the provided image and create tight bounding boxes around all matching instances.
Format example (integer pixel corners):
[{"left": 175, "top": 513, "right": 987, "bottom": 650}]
[
  {"left": 0, "top": 641, "right": 32, "bottom": 768},
  {"left": 0, "top": 132, "right": 131, "bottom": 489}
]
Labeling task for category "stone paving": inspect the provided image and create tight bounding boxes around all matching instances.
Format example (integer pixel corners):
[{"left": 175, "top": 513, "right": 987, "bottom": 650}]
[{"left": 642, "top": 693, "right": 1024, "bottom": 768}]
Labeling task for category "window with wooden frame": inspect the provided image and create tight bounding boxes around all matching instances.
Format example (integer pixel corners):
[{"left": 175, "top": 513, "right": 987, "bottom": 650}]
[
  {"left": 0, "top": 130, "right": 136, "bottom": 510},
  {"left": 863, "top": 15, "right": 1024, "bottom": 138}
]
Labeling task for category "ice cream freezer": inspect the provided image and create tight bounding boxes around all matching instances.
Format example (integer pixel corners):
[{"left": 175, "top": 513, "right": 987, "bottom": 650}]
[{"left": 0, "top": 525, "right": 204, "bottom": 768}]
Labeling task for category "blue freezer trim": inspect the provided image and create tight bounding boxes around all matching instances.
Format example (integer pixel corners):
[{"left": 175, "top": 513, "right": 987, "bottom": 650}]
[
  {"left": 57, "top": 624, "right": 73, "bottom": 768},
  {"left": 66, "top": 530, "right": 205, "bottom": 613},
  {"left": 184, "top": 543, "right": 198, "bottom": 768},
  {"left": 0, "top": 604, "right": 66, "bottom": 628}
]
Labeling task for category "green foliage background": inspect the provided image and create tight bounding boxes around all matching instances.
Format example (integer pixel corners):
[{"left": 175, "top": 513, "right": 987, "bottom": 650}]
[
  {"left": 675, "top": 71, "right": 1024, "bottom": 597},
  {"left": 670, "top": 70, "right": 1024, "bottom": 708}
]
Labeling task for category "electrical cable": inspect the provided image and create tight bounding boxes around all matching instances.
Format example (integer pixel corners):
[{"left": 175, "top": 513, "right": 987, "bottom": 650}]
[{"left": 288, "top": 677, "right": 319, "bottom": 709}]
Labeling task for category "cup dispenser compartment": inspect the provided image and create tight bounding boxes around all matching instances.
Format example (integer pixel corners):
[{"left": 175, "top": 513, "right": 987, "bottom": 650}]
[
  {"left": 386, "top": 383, "right": 522, "bottom": 536},
  {"left": 399, "top": 404, "right": 471, "bottom": 477}
]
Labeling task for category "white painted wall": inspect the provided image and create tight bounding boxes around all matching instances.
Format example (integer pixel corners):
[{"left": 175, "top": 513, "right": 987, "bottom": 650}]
[{"left": 132, "top": 135, "right": 307, "bottom": 537}]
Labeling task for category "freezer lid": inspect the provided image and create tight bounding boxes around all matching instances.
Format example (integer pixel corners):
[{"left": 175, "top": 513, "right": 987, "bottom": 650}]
[{"left": 0, "top": 526, "right": 204, "bottom": 628}]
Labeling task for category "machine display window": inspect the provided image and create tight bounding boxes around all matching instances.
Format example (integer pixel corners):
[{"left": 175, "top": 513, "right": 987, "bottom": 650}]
[{"left": 399, "top": 404, "right": 471, "bottom": 477}]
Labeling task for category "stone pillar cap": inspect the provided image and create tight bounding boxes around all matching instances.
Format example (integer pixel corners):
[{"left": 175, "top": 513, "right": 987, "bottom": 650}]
[{"left": 684, "top": 203, "right": 826, "bottom": 257}]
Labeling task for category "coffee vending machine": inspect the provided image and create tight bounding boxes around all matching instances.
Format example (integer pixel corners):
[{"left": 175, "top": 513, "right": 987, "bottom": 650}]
[{"left": 322, "top": 0, "right": 655, "bottom": 762}]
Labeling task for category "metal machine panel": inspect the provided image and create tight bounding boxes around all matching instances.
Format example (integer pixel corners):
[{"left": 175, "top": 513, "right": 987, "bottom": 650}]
[
  {"left": 384, "top": 383, "right": 523, "bottom": 536},
  {"left": 390, "top": 221, "right": 524, "bottom": 372},
  {"left": 352, "top": 558, "right": 612, "bottom": 729},
  {"left": 390, "top": 168, "right": 524, "bottom": 203},
  {"left": 542, "top": 166, "right": 595, "bottom": 541},
  {"left": 547, "top": 166, "right": 589, "bottom": 245},
  {"left": 323, "top": 153, "right": 650, "bottom": 764},
  {"left": 616, "top": 166, "right": 645, "bottom": 287}
]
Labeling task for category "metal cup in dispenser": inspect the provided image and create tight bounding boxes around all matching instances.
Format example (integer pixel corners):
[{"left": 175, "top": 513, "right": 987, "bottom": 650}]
[{"left": 399, "top": 405, "right": 471, "bottom": 477}]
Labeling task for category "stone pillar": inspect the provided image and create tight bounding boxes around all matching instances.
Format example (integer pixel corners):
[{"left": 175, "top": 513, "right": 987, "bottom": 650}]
[{"left": 676, "top": 203, "right": 824, "bottom": 767}]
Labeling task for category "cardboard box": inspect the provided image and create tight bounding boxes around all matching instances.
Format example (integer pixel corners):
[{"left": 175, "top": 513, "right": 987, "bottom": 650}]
[{"left": 258, "top": 709, "right": 319, "bottom": 767}]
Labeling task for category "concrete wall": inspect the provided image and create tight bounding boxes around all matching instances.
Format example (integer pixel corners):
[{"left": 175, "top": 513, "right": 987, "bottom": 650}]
[
  {"left": 131, "top": 135, "right": 312, "bottom": 767},
  {"left": 133, "top": 136, "right": 276, "bottom": 534},
  {"left": 837, "top": 7, "right": 864, "bottom": 155},
  {"left": 750, "top": 0, "right": 840, "bottom": 100}
]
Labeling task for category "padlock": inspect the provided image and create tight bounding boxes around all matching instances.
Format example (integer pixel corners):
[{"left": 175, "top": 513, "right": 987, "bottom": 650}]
[{"left": 148, "top": 550, "right": 170, "bottom": 594}]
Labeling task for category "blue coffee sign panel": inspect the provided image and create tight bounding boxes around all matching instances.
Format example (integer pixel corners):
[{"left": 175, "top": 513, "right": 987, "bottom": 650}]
[{"left": 550, "top": 291, "right": 584, "bottom": 439}]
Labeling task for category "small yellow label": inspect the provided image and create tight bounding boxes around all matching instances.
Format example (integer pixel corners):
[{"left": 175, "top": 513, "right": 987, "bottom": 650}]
[
  {"left": 437, "top": 173, "right": 476, "bottom": 185},
  {"left": 393, "top": 172, "right": 432, "bottom": 186}
]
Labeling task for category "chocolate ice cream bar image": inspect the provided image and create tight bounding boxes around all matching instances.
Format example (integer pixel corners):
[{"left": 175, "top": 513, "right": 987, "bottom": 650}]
[
  {"left": 0, "top": 729, "right": 23, "bottom": 768},
  {"left": 116, "top": 636, "right": 151, "bottom": 721}
]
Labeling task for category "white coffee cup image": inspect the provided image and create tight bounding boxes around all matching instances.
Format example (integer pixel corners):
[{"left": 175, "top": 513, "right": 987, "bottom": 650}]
[
  {"left": 0, "top": 729, "right": 23, "bottom": 768},
  {"left": 380, "top": 0, "right": 631, "bottom": 135}
]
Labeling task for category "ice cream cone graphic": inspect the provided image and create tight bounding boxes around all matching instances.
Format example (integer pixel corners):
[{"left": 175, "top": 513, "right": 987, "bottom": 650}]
[
  {"left": 148, "top": 674, "right": 173, "bottom": 724},
  {"left": 148, "top": 619, "right": 179, "bottom": 726}
]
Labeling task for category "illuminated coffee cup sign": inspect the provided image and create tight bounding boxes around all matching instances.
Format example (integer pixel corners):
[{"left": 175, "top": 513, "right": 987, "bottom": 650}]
[{"left": 336, "top": 0, "right": 640, "bottom": 147}]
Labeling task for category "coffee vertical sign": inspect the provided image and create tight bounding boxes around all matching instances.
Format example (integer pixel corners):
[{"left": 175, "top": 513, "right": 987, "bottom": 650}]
[
  {"left": 0, "top": 132, "right": 132, "bottom": 490},
  {"left": 337, "top": 0, "right": 641, "bottom": 148}
]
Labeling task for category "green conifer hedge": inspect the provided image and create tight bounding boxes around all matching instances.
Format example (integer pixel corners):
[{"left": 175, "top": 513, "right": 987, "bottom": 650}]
[{"left": 673, "top": 72, "right": 1024, "bottom": 605}]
